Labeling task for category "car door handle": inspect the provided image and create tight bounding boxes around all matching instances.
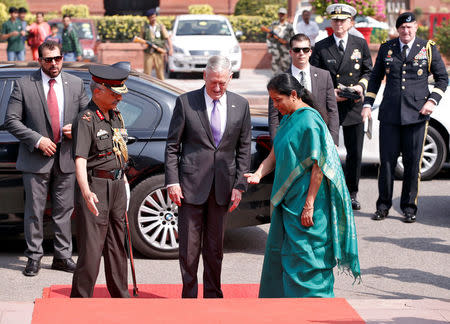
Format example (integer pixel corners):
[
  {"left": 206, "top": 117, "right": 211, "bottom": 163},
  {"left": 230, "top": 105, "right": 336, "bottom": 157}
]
[{"left": 127, "top": 136, "right": 137, "bottom": 144}]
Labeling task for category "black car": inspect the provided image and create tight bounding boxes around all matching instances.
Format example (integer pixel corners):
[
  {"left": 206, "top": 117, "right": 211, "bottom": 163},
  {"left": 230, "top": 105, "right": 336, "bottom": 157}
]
[{"left": 0, "top": 62, "right": 272, "bottom": 259}]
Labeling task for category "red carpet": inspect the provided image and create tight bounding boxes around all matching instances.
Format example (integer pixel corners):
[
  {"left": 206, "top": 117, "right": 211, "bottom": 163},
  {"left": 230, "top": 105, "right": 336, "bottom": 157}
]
[
  {"left": 42, "top": 284, "right": 260, "bottom": 298},
  {"left": 33, "top": 285, "right": 365, "bottom": 324}
]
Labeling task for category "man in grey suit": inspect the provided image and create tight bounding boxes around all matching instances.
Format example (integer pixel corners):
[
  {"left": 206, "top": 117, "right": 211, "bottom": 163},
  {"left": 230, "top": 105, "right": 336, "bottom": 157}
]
[
  {"left": 268, "top": 33, "right": 339, "bottom": 145},
  {"left": 165, "top": 55, "right": 251, "bottom": 298},
  {"left": 5, "top": 40, "right": 89, "bottom": 276}
]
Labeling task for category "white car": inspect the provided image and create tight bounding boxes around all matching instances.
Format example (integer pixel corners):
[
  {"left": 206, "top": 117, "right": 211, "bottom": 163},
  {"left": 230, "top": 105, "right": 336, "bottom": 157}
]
[
  {"left": 337, "top": 83, "right": 450, "bottom": 180},
  {"left": 168, "top": 14, "right": 242, "bottom": 78}
]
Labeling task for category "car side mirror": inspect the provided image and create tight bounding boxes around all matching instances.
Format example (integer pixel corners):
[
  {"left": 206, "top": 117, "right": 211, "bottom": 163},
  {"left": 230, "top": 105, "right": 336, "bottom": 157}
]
[{"left": 235, "top": 30, "right": 243, "bottom": 40}]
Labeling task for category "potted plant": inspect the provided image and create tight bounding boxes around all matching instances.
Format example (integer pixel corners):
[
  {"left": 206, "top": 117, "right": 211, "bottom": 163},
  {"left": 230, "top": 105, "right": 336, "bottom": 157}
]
[{"left": 311, "top": 0, "right": 386, "bottom": 44}]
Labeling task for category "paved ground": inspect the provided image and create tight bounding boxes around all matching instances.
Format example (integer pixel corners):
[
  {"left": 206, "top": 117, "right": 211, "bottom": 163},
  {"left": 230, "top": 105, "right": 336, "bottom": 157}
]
[{"left": 1, "top": 69, "right": 449, "bottom": 323}]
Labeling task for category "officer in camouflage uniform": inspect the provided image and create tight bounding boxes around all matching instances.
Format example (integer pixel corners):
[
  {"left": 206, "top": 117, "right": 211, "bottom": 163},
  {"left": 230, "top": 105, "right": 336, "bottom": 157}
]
[
  {"left": 362, "top": 12, "right": 448, "bottom": 223},
  {"left": 266, "top": 7, "right": 294, "bottom": 75},
  {"left": 71, "top": 64, "right": 131, "bottom": 298},
  {"left": 143, "top": 8, "right": 173, "bottom": 80}
]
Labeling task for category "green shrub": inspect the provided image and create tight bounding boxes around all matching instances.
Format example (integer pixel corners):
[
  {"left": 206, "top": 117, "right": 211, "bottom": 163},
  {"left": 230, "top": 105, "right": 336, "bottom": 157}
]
[
  {"left": 434, "top": 21, "right": 450, "bottom": 60},
  {"left": 370, "top": 28, "right": 388, "bottom": 44},
  {"left": 417, "top": 25, "right": 429, "bottom": 39},
  {"left": 0, "top": 0, "right": 29, "bottom": 11},
  {"left": 234, "top": 0, "right": 287, "bottom": 16},
  {"left": 227, "top": 15, "right": 273, "bottom": 42},
  {"left": 188, "top": 4, "right": 213, "bottom": 14},
  {"left": 95, "top": 15, "right": 147, "bottom": 41},
  {"left": 61, "top": 4, "right": 89, "bottom": 18},
  {"left": 158, "top": 15, "right": 175, "bottom": 31}
]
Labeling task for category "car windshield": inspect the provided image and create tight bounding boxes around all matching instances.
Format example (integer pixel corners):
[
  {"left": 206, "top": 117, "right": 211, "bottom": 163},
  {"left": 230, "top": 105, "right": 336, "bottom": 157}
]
[
  {"left": 176, "top": 20, "right": 231, "bottom": 36},
  {"left": 56, "top": 22, "right": 94, "bottom": 40}
]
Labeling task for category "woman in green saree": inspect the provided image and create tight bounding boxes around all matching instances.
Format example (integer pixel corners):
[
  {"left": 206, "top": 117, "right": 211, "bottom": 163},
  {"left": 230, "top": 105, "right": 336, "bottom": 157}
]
[{"left": 245, "top": 73, "right": 360, "bottom": 298}]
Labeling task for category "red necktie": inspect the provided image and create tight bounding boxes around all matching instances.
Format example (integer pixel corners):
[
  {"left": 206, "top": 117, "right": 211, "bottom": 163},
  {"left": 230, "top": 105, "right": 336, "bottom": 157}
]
[{"left": 47, "top": 79, "right": 60, "bottom": 143}]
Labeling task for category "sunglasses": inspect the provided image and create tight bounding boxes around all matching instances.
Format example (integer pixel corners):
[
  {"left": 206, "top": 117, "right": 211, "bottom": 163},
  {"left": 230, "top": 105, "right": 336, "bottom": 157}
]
[
  {"left": 292, "top": 47, "right": 311, "bottom": 54},
  {"left": 40, "top": 55, "right": 63, "bottom": 63}
]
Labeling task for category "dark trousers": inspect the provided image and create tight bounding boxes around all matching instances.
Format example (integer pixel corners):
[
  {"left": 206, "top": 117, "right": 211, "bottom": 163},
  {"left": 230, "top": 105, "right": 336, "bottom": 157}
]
[
  {"left": 377, "top": 121, "right": 428, "bottom": 214},
  {"left": 23, "top": 151, "right": 74, "bottom": 261},
  {"left": 71, "top": 176, "right": 129, "bottom": 298},
  {"left": 342, "top": 122, "right": 364, "bottom": 196},
  {"left": 178, "top": 187, "right": 228, "bottom": 298}
]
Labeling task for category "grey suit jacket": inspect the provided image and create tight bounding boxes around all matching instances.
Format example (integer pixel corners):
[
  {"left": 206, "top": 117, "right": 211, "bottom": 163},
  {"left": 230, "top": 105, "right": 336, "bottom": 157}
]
[
  {"left": 165, "top": 87, "right": 252, "bottom": 206},
  {"left": 5, "top": 69, "right": 89, "bottom": 173},
  {"left": 268, "top": 65, "right": 339, "bottom": 145}
]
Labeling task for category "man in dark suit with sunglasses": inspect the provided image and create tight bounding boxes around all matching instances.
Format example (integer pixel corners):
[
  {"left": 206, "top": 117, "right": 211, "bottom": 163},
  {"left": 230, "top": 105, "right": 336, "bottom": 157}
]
[
  {"left": 268, "top": 33, "right": 339, "bottom": 145},
  {"left": 5, "top": 40, "right": 89, "bottom": 276},
  {"left": 310, "top": 4, "right": 372, "bottom": 210}
]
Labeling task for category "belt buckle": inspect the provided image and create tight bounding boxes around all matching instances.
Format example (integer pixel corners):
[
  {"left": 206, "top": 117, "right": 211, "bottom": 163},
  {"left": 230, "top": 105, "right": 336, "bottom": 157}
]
[{"left": 114, "top": 169, "right": 123, "bottom": 180}]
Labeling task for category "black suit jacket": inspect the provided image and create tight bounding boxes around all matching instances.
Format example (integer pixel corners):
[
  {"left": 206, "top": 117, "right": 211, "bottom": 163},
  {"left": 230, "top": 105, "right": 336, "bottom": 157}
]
[
  {"left": 268, "top": 65, "right": 339, "bottom": 145},
  {"left": 165, "top": 87, "right": 251, "bottom": 206},
  {"left": 311, "top": 34, "right": 372, "bottom": 126},
  {"left": 364, "top": 37, "right": 448, "bottom": 125}
]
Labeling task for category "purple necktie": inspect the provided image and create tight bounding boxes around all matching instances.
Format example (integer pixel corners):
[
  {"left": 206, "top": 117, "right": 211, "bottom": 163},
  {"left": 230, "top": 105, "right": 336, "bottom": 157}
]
[{"left": 210, "top": 99, "right": 221, "bottom": 146}]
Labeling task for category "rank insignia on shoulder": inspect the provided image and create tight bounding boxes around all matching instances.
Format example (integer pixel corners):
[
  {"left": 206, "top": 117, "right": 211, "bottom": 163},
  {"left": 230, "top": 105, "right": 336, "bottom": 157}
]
[
  {"left": 81, "top": 111, "right": 92, "bottom": 121},
  {"left": 95, "top": 110, "right": 105, "bottom": 120}
]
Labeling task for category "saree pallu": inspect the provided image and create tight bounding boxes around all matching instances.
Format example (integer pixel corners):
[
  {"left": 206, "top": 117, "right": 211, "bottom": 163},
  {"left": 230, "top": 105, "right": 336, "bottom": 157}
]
[{"left": 259, "top": 107, "right": 360, "bottom": 298}]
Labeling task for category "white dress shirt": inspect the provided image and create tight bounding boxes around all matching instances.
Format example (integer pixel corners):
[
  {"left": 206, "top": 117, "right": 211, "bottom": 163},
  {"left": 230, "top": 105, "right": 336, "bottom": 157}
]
[
  {"left": 291, "top": 63, "right": 312, "bottom": 92},
  {"left": 399, "top": 38, "right": 415, "bottom": 58},
  {"left": 333, "top": 33, "right": 349, "bottom": 51},
  {"left": 296, "top": 20, "right": 319, "bottom": 46},
  {"left": 36, "top": 71, "right": 65, "bottom": 147},
  {"left": 204, "top": 89, "right": 227, "bottom": 140}
]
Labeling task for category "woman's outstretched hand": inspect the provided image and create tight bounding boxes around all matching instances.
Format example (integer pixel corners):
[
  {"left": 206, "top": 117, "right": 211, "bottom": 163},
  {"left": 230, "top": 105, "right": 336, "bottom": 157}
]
[{"left": 244, "top": 172, "right": 261, "bottom": 184}]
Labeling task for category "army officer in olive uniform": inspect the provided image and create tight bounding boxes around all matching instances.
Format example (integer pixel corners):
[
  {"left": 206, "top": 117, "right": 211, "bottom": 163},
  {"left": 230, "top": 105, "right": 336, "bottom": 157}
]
[
  {"left": 310, "top": 3, "right": 372, "bottom": 210},
  {"left": 71, "top": 65, "right": 130, "bottom": 298},
  {"left": 362, "top": 12, "right": 448, "bottom": 223}
]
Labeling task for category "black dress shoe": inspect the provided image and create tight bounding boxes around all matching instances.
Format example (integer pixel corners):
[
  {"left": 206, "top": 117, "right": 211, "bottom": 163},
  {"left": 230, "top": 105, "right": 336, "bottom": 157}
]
[
  {"left": 23, "top": 258, "right": 41, "bottom": 277},
  {"left": 372, "top": 209, "right": 388, "bottom": 221},
  {"left": 403, "top": 212, "right": 416, "bottom": 223},
  {"left": 351, "top": 198, "right": 361, "bottom": 210},
  {"left": 51, "top": 257, "right": 76, "bottom": 273}
]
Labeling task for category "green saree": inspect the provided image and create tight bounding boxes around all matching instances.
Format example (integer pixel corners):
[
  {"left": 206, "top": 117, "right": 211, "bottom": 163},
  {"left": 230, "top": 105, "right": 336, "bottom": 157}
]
[{"left": 259, "top": 107, "right": 360, "bottom": 298}]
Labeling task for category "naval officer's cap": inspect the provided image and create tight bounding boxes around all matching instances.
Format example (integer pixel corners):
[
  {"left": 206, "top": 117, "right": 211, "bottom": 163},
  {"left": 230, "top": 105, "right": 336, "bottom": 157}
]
[{"left": 326, "top": 4, "right": 356, "bottom": 20}]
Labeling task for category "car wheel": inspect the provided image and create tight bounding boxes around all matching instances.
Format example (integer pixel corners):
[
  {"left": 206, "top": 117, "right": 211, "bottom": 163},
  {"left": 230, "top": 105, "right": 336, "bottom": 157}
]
[
  {"left": 395, "top": 126, "right": 447, "bottom": 181},
  {"left": 233, "top": 71, "right": 240, "bottom": 79},
  {"left": 128, "top": 174, "right": 179, "bottom": 259}
]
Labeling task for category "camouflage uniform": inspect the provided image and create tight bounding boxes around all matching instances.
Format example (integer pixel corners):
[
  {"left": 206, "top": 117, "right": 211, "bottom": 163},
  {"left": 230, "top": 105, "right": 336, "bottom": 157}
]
[{"left": 266, "top": 20, "right": 294, "bottom": 75}]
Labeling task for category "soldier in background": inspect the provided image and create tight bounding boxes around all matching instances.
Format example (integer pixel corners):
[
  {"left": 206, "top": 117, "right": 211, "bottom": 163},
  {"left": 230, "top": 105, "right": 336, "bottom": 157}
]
[
  {"left": 362, "top": 12, "right": 448, "bottom": 223},
  {"left": 266, "top": 7, "right": 294, "bottom": 75},
  {"left": 142, "top": 8, "right": 173, "bottom": 80}
]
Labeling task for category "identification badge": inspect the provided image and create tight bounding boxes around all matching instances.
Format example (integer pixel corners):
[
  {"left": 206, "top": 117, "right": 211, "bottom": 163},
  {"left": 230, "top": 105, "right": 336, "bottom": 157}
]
[{"left": 354, "top": 63, "right": 360, "bottom": 70}]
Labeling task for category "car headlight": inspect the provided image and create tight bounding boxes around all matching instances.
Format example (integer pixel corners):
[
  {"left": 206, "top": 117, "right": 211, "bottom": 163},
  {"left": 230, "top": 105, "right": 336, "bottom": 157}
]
[
  {"left": 173, "top": 45, "right": 184, "bottom": 54},
  {"left": 83, "top": 49, "right": 94, "bottom": 57},
  {"left": 230, "top": 44, "right": 241, "bottom": 54}
]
